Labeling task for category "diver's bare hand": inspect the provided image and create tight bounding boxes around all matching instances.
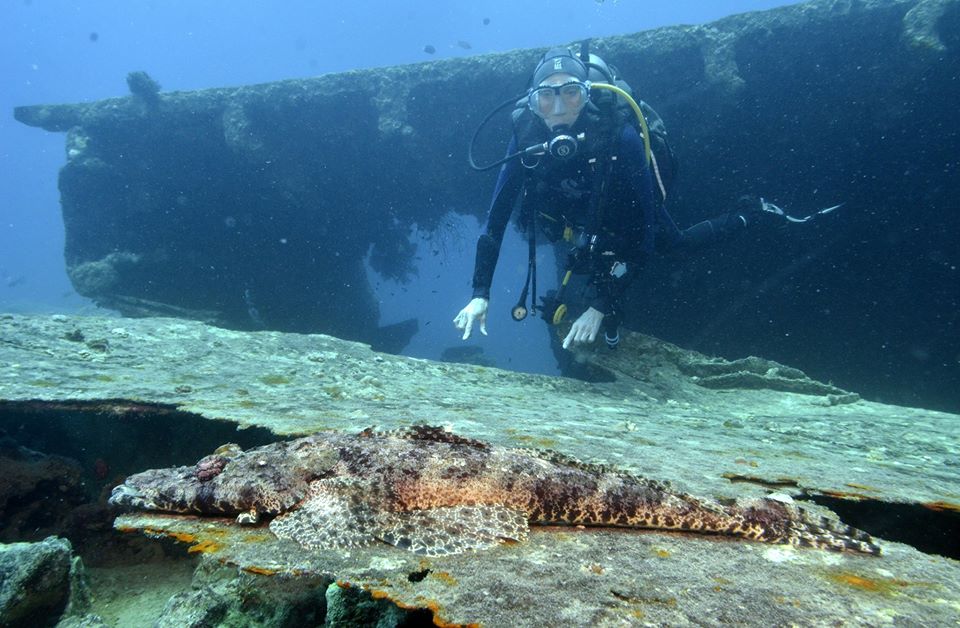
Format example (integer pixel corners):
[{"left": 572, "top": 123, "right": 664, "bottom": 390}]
[
  {"left": 453, "top": 298, "right": 489, "bottom": 340},
  {"left": 562, "top": 307, "right": 604, "bottom": 349}
]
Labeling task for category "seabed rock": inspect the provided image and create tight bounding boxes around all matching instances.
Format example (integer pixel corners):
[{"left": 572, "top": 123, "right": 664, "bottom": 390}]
[
  {"left": 0, "top": 537, "right": 97, "bottom": 628},
  {"left": 153, "top": 561, "right": 331, "bottom": 628}
]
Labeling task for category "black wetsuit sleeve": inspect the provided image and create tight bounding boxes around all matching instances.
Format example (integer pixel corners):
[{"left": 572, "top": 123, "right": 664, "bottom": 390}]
[{"left": 471, "top": 136, "right": 525, "bottom": 300}]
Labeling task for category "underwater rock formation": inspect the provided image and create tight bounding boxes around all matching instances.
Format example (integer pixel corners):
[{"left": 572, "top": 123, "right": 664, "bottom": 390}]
[
  {"left": 0, "top": 537, "right": 93, "bottom": 627},
  {"left": 13, "top": 0, "right": 960, "bottom": 408},
  {"left": 0, "top": 440, "right": 87, "bottom": 542}
]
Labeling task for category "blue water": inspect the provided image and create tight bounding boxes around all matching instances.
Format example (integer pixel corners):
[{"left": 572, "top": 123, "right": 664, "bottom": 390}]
[{"left": 0, "top": 0, "right": 799, "bottom": 374}]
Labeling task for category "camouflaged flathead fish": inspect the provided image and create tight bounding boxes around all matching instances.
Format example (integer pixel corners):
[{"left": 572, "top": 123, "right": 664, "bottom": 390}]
[{"left": 109, "top": 426, "right": 880, "bottom": 556}]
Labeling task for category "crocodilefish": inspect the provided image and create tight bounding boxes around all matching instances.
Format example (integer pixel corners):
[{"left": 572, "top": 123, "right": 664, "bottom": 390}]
[{"left": 109, "top": 426, "right": 880, "bottom": 557}]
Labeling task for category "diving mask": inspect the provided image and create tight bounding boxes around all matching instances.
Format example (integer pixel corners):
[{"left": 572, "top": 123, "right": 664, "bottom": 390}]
[{"left": 529, "top": 80, "right": 589, "bottom": 120}]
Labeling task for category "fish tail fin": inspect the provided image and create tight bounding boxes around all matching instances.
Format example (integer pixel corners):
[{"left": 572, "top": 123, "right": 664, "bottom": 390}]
[
  {"left": 739, "top": 496, "right": 881, "bottom": 555},
  {"left": 782, "top": 509, "right": 881, "bottom": 555}
]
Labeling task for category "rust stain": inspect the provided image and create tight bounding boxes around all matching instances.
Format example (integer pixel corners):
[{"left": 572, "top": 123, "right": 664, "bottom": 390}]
[
  {"left": 144, "top": 529, "right": 197, "bottom": 544},
  {"left": 363, "top": 587, "right": 478, "bottom": 628},
  {"left": 818, "top": 489, "right": 870, "bottom": 501},
  {"left": 242, "top": 565, "right": 278, "bottom": 576},
  {"left": 141, "top": 527, "right": 221, "bottom": 554},
  {"left": 240, "top": 533, "right": 273, "bottom": 543},
  {"left": 922, "top": 500, "right": 960, "bottom": 513},
  {"left": 721, "top": 473, "right": 800, "bottom": 488},
  {"left": 368, "top": 588, "right": 393, "bottom": 601},
  {"left": 827, "top": 571, "right": 915, "bottom": 596},
  {"left": 187, "top": 539, "right": 222, "bottom": 554},
  {"left": 429, "top": 571, "right": 459, "bottom": 586}
]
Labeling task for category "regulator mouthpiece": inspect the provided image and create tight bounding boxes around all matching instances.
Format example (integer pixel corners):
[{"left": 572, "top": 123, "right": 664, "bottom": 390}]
[{"left": 548, "top": 132, "right": 580, "bottom": 160}]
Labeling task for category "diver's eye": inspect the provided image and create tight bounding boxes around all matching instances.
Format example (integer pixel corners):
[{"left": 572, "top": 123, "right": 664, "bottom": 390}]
[
  {"left": 534, "top": 87, "right": 556, "bottom": 103},
  {"left": 560, "top": 84, "right": 583, "bottom": 100}
]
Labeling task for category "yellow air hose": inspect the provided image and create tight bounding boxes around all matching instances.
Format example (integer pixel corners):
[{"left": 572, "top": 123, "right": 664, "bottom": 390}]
[
  {"left": 589, "top": 82, "right": 652, "bottom": 167},
  {"left": 552, "top": 270, "right": 573, "bottom": 325}
]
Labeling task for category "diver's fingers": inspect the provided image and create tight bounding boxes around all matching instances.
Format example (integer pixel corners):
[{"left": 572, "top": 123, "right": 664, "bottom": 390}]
[
  {"left": 562, "top": 327, "right": 574, "bottom": 350},
  {"left": 573, "top": 323, "right": 587, "bottom": 344},
  {"left": 479, "top": 315, "right": 487, "bottom": 336},
  {"left": 454, "top": 311, "right": 472, "bottom": 340}
]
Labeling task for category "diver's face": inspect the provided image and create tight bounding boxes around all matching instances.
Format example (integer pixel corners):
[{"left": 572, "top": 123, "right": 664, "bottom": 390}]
[{"left": 530, "top": 72, "right": 588, "bottom": 130}]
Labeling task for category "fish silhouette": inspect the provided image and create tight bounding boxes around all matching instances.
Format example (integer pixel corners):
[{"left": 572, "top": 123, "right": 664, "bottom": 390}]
[{"left": 109, "top": 426, "right": 880, "bottom": 556}]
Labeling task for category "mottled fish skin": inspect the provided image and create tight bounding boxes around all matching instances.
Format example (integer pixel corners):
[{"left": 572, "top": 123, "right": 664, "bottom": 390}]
[
  {"left": 109, "top": 436, "right": 339, "bottom": 515},
  {"left": 110, "top": 426, "right": 881, "bottom": 556}
]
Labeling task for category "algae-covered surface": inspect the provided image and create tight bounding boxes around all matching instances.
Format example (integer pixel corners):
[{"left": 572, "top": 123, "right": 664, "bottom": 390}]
[
  {"left": 115, "top": 513, "right": 959, "bottom": 627},
  {"left": 2, "top": 312, "right": 959, "bottom": 625}
]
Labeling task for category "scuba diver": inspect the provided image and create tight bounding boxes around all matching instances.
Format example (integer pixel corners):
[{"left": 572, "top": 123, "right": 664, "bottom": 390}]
[{"left": 453, "top": 44, "right": 839, "bottom": 351}]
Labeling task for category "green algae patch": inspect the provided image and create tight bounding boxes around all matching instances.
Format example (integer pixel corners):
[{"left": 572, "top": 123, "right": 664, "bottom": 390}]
[
  {"left": 259, "top": 374, "right": 294, "bottom": 386},
  {"left": 77, "top": 373, "right": 116, "bottom": 383},
  {"left": 28, "top": 379, "right": 59, "bottom": 388}
]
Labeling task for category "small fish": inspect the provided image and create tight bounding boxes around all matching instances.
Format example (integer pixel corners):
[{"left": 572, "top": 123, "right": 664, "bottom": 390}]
[
  {"left": 110, "top": 426, "right": 880, "bottom": 557},
  {"left": 4, "top": 275, "right": 25, "bottom": 288},
  {"left": 423, "top": 44, "right": 436, "bottom": 55},
  {"left": 242, "top": 287, "right": 265, "bottom": 328},
  {"left": 457, "top": 40, "right": 472, "bottom": 50}
]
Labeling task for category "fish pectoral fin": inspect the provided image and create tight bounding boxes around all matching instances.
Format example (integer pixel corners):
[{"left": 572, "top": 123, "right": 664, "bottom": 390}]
[
  {"left": 376, "top": 504, "right": 529, "bottom": 556},
  {"left": 268, "top": 480, "right": 378, "bottom": 551}
]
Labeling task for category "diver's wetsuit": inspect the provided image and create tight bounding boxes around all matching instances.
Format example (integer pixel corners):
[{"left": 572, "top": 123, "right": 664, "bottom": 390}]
[{"left": 471, "top": 108, "right": 748, "bottom": 322}]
